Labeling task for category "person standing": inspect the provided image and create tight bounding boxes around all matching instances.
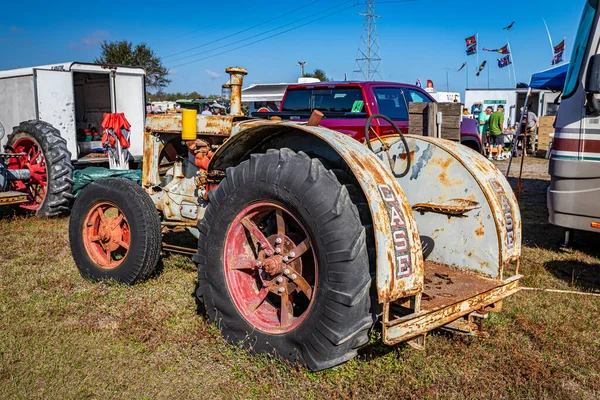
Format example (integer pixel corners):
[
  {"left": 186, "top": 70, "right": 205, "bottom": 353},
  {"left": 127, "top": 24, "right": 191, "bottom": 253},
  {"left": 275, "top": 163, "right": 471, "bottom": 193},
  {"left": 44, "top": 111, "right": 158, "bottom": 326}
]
[
  {"left": 520, "top": 106, "right": 539, "bottom": 154},
  {"left": 478, "top": 106, "right": 493, "bottom": 155},
  {"left": 488, "top": 105, "right": 506, "bottom": 160},
  {"left": 201, "top": 105, "right": 212, "bottom": 116}
]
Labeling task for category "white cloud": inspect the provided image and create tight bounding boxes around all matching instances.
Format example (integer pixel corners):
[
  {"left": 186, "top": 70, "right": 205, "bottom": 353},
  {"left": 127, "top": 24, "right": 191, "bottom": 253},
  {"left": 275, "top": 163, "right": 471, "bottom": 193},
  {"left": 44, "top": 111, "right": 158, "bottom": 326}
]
[
  {"left": 70, "top": 30, "right": 109, "bottom": 51},
  {"left": 205, "top": 69, "right": 222, "bottom": 80}
]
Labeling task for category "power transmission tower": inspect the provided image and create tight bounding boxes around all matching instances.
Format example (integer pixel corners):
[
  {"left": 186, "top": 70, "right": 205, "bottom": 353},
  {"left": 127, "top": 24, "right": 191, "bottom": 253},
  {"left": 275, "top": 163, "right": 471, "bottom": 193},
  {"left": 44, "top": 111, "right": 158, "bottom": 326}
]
[{"left": 353, "top": 0, "right": 383, "bottom": 81}]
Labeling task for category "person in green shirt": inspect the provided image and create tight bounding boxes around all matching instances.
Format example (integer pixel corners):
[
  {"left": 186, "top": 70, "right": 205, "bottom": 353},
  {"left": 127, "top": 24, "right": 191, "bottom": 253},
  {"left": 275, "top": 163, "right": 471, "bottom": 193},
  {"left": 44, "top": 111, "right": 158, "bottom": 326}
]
[
  {"left": 478, "top": 106, "right": 493, "bottom": 153},
  {"left": 488, "top": 105, "right": 506, "bottom": 160}
]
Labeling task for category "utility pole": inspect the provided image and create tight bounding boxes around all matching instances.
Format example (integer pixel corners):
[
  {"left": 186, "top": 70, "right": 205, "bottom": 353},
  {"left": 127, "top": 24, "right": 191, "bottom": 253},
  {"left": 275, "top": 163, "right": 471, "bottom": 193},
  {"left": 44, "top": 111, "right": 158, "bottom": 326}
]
[
  {"left": 353, "top": 0, "right": 383, "bottom": 81},
  {"left": 298, "top": 61, "right": 307, "bottom": 77}
]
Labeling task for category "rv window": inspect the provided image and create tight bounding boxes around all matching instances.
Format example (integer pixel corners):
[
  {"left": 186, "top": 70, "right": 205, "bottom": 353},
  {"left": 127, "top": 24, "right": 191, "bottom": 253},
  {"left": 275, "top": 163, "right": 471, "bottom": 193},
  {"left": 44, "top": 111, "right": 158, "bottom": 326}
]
[{"left": 563, "top": 0, "right": 597, "bottom": 98}]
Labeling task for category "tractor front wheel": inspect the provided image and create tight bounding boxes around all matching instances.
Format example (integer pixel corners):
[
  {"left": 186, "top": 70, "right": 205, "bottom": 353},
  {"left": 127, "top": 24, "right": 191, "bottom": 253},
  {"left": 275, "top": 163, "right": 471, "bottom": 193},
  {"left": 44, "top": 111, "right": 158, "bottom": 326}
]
[
  {"left": 195, "top": 149, "right": 374, "bottom": 371},
  {"left": 69, "top": 178, "right": 162, "bottom": 284}
]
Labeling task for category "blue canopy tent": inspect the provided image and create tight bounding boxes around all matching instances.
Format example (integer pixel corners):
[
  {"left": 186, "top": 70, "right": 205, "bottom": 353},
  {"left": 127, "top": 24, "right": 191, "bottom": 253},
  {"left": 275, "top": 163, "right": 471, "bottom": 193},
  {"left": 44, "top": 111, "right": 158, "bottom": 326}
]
[
  {"left": 506, "top": 63, "right": 569, "bottom": 182},
  {"left": 529, "top": 63, "right": 569, "bottom": 90}
]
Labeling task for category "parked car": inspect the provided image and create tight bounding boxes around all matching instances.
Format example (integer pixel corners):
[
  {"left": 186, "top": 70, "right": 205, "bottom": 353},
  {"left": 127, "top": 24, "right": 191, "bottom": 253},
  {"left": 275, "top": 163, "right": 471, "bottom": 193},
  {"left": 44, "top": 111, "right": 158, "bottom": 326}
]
[{"left": 252, "top": 81, "right": 483, "bottom": 153}]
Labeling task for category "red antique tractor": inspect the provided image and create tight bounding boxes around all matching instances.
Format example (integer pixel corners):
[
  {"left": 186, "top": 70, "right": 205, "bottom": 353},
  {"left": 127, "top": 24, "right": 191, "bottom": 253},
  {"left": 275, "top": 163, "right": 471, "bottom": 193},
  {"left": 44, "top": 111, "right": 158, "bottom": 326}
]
[{"left": 0, "top": 120, "right": 73, "bottom": 216}]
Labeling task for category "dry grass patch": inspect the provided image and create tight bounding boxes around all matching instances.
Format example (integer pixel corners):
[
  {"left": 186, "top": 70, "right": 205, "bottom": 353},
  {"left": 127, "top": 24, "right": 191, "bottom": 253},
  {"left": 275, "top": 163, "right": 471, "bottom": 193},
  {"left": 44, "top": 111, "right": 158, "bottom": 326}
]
[{"left": 0, "top": 157, "right": 599, "bottom": 399}]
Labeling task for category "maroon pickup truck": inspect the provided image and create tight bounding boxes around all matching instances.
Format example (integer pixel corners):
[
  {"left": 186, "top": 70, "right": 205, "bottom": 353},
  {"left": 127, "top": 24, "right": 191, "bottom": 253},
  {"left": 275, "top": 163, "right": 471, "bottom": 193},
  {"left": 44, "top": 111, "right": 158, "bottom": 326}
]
[{"left": 252, "top": 81, "right": 482, "bottom": 153}]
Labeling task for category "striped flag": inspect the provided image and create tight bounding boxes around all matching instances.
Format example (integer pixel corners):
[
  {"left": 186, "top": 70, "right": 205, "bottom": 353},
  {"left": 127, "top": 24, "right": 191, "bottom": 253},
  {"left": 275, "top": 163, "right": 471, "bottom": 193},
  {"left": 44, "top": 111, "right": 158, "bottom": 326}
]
[
  {"left": 476, "top": 61, "right": 487, "bottom": 77},
  {"left": 482, "top": 44, "right": 510, "bottom": 54},
  {"left": 552, "top": 39, "right": 566, "bottom": 65}
]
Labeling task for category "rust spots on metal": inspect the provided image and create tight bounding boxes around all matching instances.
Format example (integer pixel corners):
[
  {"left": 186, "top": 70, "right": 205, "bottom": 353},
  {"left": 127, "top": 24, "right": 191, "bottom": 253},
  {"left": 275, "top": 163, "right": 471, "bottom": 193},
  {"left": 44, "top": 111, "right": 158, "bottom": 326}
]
[{"left": 398, "top": 149, "right": 415, "bottom": 161}]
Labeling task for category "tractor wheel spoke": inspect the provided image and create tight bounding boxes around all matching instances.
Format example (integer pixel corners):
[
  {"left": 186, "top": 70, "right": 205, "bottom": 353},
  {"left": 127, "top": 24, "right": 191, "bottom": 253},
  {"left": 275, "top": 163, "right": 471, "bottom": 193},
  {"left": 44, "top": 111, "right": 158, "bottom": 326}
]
[
  {"left": 280, "top": 289, "right": 293, "bottom": 328},
  {"left": 249, "top": 288, "right": 269, "bottom": 312},
  {"left": 287, "top": 269, "right": 313, "bottom": 300},
  {"left": 241, "top": 217, "right": 274, "bottom": 253},
  {"left": 90, "top": 236, "right": 101, "bottom": 243},
  {"left": 275, "top": 209, "right": 286, "bottom": 243},
  {"left": 119, "top": 241, "right": 129, "bottom": 250},
  {"left": 113, "top": 213, "right": 124, "bottom": 226},
  {"left": 288, "top": 238, "right": 311, "bottom": 261}
]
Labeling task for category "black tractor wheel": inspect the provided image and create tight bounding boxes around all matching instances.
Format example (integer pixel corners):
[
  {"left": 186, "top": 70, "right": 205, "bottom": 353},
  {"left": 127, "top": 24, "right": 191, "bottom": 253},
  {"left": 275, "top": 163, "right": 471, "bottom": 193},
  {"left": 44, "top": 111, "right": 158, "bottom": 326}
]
[
  {"left": 69, "top": 178, "right": 162, "bottom": 284},
  {"left": 195, "top": 149, "right": 374, "bottom": 371},
  {"left": 5, "top": 120, "right": 74, "bottom": 216}
]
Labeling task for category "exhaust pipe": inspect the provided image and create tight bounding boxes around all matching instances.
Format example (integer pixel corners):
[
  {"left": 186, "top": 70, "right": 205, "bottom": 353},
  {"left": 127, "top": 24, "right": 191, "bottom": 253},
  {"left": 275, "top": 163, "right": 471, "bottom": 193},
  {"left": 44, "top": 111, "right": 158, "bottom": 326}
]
[{"left": 226, "top": 67, "right": 248, "bottom": 117}]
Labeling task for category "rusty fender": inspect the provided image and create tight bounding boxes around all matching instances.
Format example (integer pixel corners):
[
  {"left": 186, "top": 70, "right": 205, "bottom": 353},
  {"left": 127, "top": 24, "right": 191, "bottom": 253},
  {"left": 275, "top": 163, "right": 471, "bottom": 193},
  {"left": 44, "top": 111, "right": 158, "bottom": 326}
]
[
  {"left": 373, "top": 135, "right": 521, "bottom": 278},
  {"left": 208, "top": 120, "right": 425, "bottom": 303}
]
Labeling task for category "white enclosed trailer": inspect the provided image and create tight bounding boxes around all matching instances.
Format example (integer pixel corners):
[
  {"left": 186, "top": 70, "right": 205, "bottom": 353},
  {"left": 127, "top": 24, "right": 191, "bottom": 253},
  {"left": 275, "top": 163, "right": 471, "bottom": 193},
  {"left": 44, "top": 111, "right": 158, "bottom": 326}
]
[
  {"left": 0, "top": 62, "right": 146, "bottom": 163},
  {"left": 464, "top": 88, "right": 560, "bottom": 127}
]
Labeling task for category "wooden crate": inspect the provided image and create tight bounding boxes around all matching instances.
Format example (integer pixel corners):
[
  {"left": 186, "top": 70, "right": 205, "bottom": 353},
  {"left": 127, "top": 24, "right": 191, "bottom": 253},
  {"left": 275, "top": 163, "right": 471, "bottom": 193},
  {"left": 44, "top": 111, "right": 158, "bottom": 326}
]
[{"left": 408, "top": 102, "right": 461, "bottom": 140}]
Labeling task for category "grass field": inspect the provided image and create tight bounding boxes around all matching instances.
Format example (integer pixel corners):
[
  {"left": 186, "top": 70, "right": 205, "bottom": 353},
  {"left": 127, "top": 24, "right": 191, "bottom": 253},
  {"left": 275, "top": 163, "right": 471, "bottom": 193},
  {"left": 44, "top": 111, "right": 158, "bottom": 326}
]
[{"left": 1, "top": 157, "right": 599, "bottom": 399}]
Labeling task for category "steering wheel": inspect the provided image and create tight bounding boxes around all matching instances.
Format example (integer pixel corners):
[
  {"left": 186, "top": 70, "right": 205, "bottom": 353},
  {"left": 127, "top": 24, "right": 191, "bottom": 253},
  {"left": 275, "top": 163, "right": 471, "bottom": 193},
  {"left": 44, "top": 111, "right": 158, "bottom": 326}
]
[{"left": 364, "top": 114, "right": 411, "bottom": 178}]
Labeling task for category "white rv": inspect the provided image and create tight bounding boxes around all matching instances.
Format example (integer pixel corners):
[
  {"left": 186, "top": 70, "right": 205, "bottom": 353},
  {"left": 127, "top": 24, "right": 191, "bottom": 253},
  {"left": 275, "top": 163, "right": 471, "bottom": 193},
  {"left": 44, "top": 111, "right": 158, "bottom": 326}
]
[{"left": 0, "top": 62, "right": 146, "bottom": 163}]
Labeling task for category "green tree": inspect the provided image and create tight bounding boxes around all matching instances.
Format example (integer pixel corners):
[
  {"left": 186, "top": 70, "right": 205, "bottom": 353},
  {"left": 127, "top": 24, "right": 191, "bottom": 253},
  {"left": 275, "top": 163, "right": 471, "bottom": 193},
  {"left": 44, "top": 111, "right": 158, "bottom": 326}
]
[
  {"left": 304, "top": 68, "right": 329, "bottom": 82},
  {"left": 95, "top": 40, "right": 171, "bottom": 93}
]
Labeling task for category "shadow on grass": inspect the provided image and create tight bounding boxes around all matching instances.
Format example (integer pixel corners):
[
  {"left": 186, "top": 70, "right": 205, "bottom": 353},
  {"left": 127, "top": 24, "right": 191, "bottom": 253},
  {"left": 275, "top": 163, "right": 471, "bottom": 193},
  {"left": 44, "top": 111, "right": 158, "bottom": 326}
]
[
  {"left": 507, "top": 176, "right": 600, "bottom": 257},
  {"left": 544, "top": 259, "right": 600, "bottom": 291}
]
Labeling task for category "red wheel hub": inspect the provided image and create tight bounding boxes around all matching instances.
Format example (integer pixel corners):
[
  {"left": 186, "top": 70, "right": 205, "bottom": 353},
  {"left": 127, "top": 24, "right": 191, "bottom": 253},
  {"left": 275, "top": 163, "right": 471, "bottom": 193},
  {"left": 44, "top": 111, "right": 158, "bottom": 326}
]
[
  {"left": 7, "top": 137, "right": 48, "bottom": 210},
  {"left": 224, "top": 202, "right": 317, "bottom": 334},
  {"left": 82, "top": 202, "right": 131, "bottom": 269}
]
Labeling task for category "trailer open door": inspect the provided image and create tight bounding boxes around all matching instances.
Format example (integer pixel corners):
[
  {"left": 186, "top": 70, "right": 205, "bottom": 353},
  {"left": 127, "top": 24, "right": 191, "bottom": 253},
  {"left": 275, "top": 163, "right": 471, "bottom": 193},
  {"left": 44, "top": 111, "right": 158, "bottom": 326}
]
[
  {"left": 34, "top": 69, "right": 77, "bottom": 159},
  {"left": 114, "top": 73, "right": 145, "bottom": 160}
]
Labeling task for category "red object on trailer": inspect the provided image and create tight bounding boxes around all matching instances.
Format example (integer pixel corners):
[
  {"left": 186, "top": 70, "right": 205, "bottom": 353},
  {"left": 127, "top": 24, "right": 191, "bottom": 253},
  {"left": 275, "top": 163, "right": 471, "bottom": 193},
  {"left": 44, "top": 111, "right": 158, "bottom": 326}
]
[{"left": 101, "top": 113, "right": 131, "bottom": 149}]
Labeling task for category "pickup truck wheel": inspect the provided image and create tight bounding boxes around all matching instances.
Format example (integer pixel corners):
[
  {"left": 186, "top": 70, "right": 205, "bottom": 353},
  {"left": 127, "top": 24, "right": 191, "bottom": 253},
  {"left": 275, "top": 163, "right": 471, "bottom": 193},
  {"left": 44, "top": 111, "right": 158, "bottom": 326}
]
[
  {"left": 5, "top": 120, "right": 74, "bottom": 216},
  {"left": 69, "top": 178, "right": 162, "bottom": 284},
  {"left": 195, "top": 149, "right": 374, "bottom": 371}
]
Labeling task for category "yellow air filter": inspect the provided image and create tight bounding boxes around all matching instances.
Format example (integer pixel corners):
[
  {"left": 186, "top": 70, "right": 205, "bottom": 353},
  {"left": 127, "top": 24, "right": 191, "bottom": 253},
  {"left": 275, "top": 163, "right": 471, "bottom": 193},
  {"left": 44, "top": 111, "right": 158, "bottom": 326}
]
[{"left": 181, "top": 109, "right": 197, "bottom": 140}]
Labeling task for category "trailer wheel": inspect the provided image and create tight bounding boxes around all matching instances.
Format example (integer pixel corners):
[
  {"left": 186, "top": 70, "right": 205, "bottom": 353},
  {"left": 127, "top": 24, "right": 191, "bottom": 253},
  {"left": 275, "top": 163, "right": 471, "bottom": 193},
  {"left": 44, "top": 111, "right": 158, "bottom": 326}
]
[
  {"left": 69, "top": 178, "right": 161, "bottom": 284},
  {"left": 195, "top": 149, "right": 374, "bottom": 371},
  {"left": 5, "top": 120, "right": 74, "bottom": 216}
]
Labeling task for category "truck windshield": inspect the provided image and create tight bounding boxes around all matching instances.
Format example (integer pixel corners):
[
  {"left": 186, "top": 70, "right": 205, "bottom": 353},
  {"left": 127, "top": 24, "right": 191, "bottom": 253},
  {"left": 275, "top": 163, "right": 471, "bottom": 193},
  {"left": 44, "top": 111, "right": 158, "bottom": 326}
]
[
  {"left": 373, "top": 87, "right": 409, "bottom": 120},
  {"left": 281, "top": 88, "right": 364, "bottom": 113},
  {"left": 563, "top": 0, "right": 598, "bottom": 98}
]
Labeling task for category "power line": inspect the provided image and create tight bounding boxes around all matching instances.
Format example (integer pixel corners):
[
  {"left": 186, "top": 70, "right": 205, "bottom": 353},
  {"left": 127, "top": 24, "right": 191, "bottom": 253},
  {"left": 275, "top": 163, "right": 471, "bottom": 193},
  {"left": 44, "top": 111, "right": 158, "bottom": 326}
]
[
  {"left": 166, "top": 0, "right": 356, "bottom": 65},
  {"left": 162, "top": 0, "right": 321, "bottom": 59},
  {"left": 169, "top": 3, "right": 359, "bottom": 68}
]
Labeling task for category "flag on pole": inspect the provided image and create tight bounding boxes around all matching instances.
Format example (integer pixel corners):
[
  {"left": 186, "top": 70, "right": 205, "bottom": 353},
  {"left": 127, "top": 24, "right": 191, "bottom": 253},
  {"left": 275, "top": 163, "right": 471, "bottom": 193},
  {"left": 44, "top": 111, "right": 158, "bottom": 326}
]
[
  {"left": 415, "top": 79, "right": 422, "bottom": 87},
  {"left": 553, "top": 39, "right": 565, "bottom": 53},
  {"left": 457, "top": 62, "right": 467, "bottom": 72},
  {"left": 552, "top": 51, "right": 564, "bottom": 65},
  {"left": 552, "top": 39, "right": 566, "bottom": 65},
  {"left": 497, "top": 55, "right": 512, "bottom": 68},
  {"left": 476, "top": 61, "right": 487, "bottom": 77},
  {"left": 465, "top": 34, "right": 477, "bottom": 55},
  {"left": 482, "top": 44, "right": 510, "bottom": 54}
]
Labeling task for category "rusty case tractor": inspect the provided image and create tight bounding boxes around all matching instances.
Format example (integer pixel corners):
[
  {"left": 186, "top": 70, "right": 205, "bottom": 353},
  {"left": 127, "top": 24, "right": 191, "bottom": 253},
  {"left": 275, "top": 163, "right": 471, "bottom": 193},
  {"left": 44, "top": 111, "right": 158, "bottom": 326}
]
[{"left": 69, "top": 67, "right": 522, "bottom": 371}]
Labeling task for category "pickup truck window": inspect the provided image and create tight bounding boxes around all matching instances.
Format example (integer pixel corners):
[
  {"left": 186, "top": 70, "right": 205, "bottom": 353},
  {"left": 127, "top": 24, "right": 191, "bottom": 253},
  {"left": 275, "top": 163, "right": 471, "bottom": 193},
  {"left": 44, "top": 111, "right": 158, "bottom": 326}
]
[
  {"left": 282, "top": 88, "right": 365, "bottom": 113},
  {"left": 281, "top": 89, "right": 312, "bottom": 111},
  {"left": 404, "top": 89, "right": 432, "bottom": 103},
  {"left": 373, "top": 87, "right": 408, "bottom": 120}
]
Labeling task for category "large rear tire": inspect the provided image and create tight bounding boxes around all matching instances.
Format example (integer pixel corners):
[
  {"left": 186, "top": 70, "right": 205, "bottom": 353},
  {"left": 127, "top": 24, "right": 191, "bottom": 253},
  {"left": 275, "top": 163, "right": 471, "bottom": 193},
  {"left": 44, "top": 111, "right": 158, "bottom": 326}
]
[
  {"left": 5, "top": 120, "right": 73, "bottom": 216},
  {"left": 69, "top": 178, "right": 162, "bottom": 284},
  {"left": 195, "top": 149, "right": 374, "bottom": 371}
]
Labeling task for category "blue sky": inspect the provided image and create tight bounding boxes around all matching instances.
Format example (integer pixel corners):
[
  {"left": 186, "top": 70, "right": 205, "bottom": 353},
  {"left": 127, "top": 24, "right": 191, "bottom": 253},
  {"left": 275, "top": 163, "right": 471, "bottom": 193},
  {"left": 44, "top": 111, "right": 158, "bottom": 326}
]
[{"left": 0, "top": 0, "right": 585, "bottom": 96}]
